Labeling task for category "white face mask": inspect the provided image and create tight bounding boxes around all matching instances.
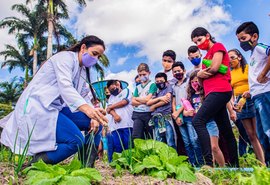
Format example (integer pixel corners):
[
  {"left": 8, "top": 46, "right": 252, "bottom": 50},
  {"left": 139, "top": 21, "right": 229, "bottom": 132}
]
[{"left": 140, "top": 75, "right": 149, "bottom": 82}]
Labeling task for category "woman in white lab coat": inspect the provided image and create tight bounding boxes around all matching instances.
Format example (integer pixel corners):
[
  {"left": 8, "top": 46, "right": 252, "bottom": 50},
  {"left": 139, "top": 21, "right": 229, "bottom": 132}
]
[{"left": 0, "top": 35, "right": 108, "bottom": 164}]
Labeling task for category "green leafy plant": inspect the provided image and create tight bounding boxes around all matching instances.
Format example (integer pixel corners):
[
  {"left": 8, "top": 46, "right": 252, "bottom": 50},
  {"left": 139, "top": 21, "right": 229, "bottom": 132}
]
[
  {"left": 110, "top": 139, "right": 196, "bottom": 183},
  {"left": 237, "top": 166, "right": 270, "bottom": 185},
  {"left": 23, "top": 158, "right": 102, "bottom": 185}
]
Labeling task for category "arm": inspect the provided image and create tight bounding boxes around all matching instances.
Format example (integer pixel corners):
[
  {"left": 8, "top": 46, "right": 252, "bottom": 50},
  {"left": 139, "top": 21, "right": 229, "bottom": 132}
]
[
  {"left": 132, "top": 97, "right": 142, "bottom": 106},
  {"left": 207, "top": 51, "right": 223, "bottom": 74},
  {"left": 257, "top": 55, "right": 270, "bottom": 83},
  {"left": 107, "top": 99, "right": 128, "bottom": 113},
  {"left": 226, "top": 101, "right": 237, "bottom": 122},
  {"left": 146, "top": 96, "right": 162, "bottom": 106}
]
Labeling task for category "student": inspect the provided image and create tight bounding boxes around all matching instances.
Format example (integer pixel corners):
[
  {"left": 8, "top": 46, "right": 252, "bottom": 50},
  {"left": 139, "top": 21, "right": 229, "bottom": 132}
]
[
  {"left": 162, "top": 50, "right": 177, "bottom": 85},
  {"left": 171, "top": 62, "right": 203, "bottom": 166},
  {"left": 228, "top": 48, "right": 265, "bottom": 164},
  {"left": 132, "top": 63, "right": 157, "bottom": 140},
  {"left": 236, "top": 21, "right": 270, "bottom": 165},
  {"left": 147, "top": 72, "right": 176, "bottom": 149},
  {"left": 191, "top": 27, "right": 239, "bottom": 167},
  {"left": 106, "top": 80, "right": 133, "bottom": 161},
  {"left": 134, "top": 75, "right": 141, "bottom": 86},
  {"left": 186, "top": 45, "right": 202, "bottom": 78},
  {"left": 186, "top": 70, "right": 225, "bottom": 167},
  {"left": 0, "top": 36, "right": 108, "bottom": 164}
]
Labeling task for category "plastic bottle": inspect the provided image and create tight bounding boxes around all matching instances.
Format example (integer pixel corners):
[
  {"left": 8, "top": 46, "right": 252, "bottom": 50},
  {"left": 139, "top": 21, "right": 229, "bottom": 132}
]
[
  {"left": 236, "top": 97, "right": 246, "bottom": 112},
  {"left": 181, "top": 98, "right": 194, "bottom": 111},
  {"left": 102, "top": 137, "right": 108, "bottom": 150},
  {"left": 202, "top": 59, "right": 228, "bottom": 74}
]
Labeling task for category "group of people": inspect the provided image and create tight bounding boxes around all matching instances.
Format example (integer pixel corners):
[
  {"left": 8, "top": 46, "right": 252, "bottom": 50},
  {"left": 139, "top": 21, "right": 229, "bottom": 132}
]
[{"left": 1, "top": 21, "right": 270, "bottom": 168}]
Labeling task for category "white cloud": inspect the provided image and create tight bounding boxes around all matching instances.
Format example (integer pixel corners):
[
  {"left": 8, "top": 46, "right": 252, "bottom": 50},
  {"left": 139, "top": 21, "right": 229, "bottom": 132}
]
[
  {"left": 105, "top": 69, "right": 137, "bottom": 92},
  {"left": 116, "top": 56, "right": 129, "bottom": 66},
  {"left": 70, "top": 0, "right": 234, "bottom": 63}
]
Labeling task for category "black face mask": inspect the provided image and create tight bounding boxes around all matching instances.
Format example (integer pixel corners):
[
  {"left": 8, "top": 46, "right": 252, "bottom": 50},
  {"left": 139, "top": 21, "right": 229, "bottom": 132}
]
[
  {"left": 110, "top": 88, "right": 119, "bottom": 96},
  {"left": 106, "top": 94, "right": 110, "bottom": 99},
  {"left": 156, "top": 82, "right": 166, "bottom": 90},
  {"left": 240, "top": 40, "right": 253, "bottom": 51},
  {"left": 174, "top": 72, "right": 184, "bottom": 80}
]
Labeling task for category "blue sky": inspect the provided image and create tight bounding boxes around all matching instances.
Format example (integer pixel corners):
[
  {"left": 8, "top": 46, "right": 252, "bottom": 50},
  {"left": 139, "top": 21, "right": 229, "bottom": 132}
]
[{"left": 0, "top": 0, "right": 269, "bottom": 91}]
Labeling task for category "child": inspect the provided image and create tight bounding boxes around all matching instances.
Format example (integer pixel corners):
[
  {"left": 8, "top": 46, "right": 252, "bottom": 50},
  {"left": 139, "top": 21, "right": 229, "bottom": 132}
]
[
  {"left": 171, "top": 62, "right": 203, "bottom": 166},
  {"left": 106, "top": 80, "right": 133, "bottom": 161},
  {"left": 186, "top": 45, "right": 202, "bottom": 78},
  {"left": 186, "top": 70, "right": 225, "bottom": 167},
  {"left": 236, "top": 21, "right": 270, "bottom": 165},
  {"left": 191, "top": 27, "right": 238, "bottom": 167},
  {"left": 132, "top": 63, "right": 157, "bottom": 140},
  {"left": 162, "top": 50, "right": 177, "bottom": 85},
  {"left": 147, "top": 72, "right": 176, "bottom": 149}
]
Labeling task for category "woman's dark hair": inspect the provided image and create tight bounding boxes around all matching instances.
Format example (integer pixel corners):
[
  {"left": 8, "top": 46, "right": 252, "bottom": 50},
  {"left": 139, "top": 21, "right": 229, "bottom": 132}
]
[
  {"left": 228, "top": 49, "right": 247, "bottom": 73},
  {"left": 191, "top": 27, "right": 216, "bottom": 43},
  {"left": 66, "top": 35, "right": 105, "bottom": 52},
  {"left": 187, "top": 70, "right": 204, "bottom": 103}
]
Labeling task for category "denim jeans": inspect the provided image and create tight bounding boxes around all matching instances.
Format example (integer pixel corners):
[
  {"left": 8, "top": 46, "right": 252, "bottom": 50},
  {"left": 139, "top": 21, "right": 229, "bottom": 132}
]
[
  {"left": 153, "top": 117, "right": 176, "bottom": 150},
  {"left": 108, "top": 128, "right": 133, "bottom": 162},
  {"left": 46, "top": 107, "right": 101, "bottom": 163},
  {"left": 253, "top": 91, "right": 270, "bottom": 165},
  {"left": 179, "top": 121, "right": 204, "bottom": 166}
]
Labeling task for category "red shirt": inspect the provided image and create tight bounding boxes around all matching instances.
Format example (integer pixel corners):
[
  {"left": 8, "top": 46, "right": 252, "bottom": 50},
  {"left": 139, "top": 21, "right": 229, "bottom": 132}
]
[{"left": 203, "top": 43, "right": 232, "bottom": 97}]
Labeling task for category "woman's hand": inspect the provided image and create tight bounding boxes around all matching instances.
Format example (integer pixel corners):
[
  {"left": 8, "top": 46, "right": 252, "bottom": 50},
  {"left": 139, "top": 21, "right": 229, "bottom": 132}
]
[
  {"left": 80, "top": 105, "right": 108, "bottom": 126},
  {"left": 89, "top": 119, "right": 100, "bottom": 134},
  {"left": 197, "top": 68, "right": 213, "bottom": 79},
  {"left": 242, "top": 91, "right": 251, "bottom": 98}
]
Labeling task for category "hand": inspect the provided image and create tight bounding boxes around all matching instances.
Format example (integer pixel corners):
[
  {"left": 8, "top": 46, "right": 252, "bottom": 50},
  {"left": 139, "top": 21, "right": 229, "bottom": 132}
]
[
  {"left": 106, "top": 106, "right": 112, "bottom": 114},
  {"left": 160, "top": 94, "right": 170, "bottom": 103},
  {"left": 183, "top": 110, "right": 194, "bottom": 117},
  {"left": 197, "top": 68, "right": 213, "bottom": 79},
  {"left": 89, "top": 119, "right": 100, "bottom": 134},
  {"left": 86, "top": 107, "right": 108, "bottom": 126},
  {"left": 150, "top": 105, "right": 156, "bottom": 112},
  {"left": 176, "top": 117, "right": 183, "bottom": 126},
  {"left": 242, "top": 91, "right": 251, "bottom": 98},
  {"left": 229, "top": 110, "right": 237, "bottom": 122},
  {"left": 113, "top": 113, "right": 121, "bottom": 123},
  {"left": 172, "top": 111, "right": 179, "bottom": 120},
  {"left": 257, "top": 72, "right": 269, "bottom": 84}
]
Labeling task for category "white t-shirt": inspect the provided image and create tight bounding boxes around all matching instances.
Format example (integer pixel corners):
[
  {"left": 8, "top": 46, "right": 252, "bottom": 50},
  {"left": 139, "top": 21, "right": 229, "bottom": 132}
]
[
  {"left": 107, "top": 88, "right": 133, "bottom": 132},
  {"left": 249, "top": 43, "right": 270, "bottom": 97}
]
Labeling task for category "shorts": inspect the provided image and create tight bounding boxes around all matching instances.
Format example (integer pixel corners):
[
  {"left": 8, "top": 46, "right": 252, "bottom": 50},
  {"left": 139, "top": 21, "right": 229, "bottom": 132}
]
[
  {"left": 206, "top": 120, "right": 219, "bottom": 137},
  {"left": 235, "top": 96, "right": 256, "bottom": 120}
]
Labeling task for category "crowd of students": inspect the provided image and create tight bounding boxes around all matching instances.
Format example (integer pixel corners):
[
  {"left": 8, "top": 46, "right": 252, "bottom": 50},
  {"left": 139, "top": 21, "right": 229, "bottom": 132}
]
[{"left": 104, "top": 21, "right": 270, "bottom": 167}]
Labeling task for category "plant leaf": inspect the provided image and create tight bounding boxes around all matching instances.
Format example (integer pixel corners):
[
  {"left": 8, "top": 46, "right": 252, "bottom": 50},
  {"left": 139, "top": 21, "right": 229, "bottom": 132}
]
[
  {"left": 71, "top": 168, "right": 102, "bottom": 182},
  {"left": 57, "top": 176, "right": 90, "bottom": 185},
  {"left": 143, "top": 155, "right": 163, "bottom": 170},
  {"left": 132, "top": 163, "right": 146, "bottom": 174},
  {"left": 149, "top": 170, "right": 168, "bottom": 180},
  {"left": 175, "top": 165, "right": 197, "bottom": 183},
  {"left": 61, "top": 158, "right": 81, "bottom": 173}
]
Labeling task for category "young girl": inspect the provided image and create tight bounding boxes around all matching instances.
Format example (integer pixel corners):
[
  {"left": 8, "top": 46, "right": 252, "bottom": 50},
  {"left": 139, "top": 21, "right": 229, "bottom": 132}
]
[
  {"left": 228, "top": 49, "right": 265, "bottom": 164},
  {"left": 185, "top": 70, "right": 225, "bottom": 167},
  {"left": 191, "top": 27, "right": 238, "bottom": 167}
]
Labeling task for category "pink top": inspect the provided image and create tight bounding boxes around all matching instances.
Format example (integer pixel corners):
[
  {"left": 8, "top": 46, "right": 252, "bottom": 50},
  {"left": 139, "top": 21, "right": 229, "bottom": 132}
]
[{"left": 203, "top": 43, "right": 232, "bottom": 97}]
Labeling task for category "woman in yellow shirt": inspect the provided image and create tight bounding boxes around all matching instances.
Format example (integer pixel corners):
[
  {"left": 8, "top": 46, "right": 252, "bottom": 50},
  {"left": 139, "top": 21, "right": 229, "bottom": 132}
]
[{"left": 228, "top": 49, "right": 264, "bottom": 164}]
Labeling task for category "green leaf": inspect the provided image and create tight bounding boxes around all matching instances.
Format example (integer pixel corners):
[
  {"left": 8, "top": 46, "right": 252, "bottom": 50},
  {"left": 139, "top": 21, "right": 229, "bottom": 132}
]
[
  {"left": 165, "top": 163, "right": 176, "bottom": 174},
  {"left": 132, "top": 163, "right": 146, "bottom": 174},
  {"left": 168, "top": 155, "right": 188, "bottom": 166},
  {"left": 57, "top": 176, "right": 90, "bottom": 185},
  {"left": 143, "top": 155, "right": 163, "bottom": 170},
  {"left": 71, "top": 168, "right": 102, "bottom": 182},
  {"left": 149, "top": 170, "right": 168, "bottom": 180},
  {"left": 175, "top": 165, "right": 196, "bottom": 183},
  {"left": 62, "top": 159, "right": 81, "bottom": 173},
  {"left": 24, "top": 170, "right": 59, "bottom": 185}
]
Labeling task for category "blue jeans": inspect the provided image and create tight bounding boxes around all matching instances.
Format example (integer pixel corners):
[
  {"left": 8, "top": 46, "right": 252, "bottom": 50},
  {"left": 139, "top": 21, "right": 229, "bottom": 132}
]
[
  {"left": 153, "top": 118, "right": 176, "bottom": 149},
  {"left": 179, "top": 121, "right": 204, "bottom": 166},
  {"left": 108, "top": 128, "right": 133, "bottom": 162},
  {"left": 46, "top": 107, "right": 101, "bottom": 163},
  {"left": 253, "top": 91, "right": 270, "bottom": 165}
]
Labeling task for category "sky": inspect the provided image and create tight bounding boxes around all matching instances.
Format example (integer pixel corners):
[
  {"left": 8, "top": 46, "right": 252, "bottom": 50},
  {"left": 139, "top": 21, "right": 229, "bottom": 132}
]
[{"left": 0, "top": 0, "right": 269, "bottom": 92}]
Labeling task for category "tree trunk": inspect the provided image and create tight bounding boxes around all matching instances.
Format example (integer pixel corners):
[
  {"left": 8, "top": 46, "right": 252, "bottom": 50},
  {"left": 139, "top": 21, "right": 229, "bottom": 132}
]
[
  {"left": 24, "top": 65, "right": 29, "bottom": 88},
  {"left": 33, "top": 49, "right": 38, "bottom": 75},
  {"left": 46, "top": 0, "right": 54, "bottom": 59}
]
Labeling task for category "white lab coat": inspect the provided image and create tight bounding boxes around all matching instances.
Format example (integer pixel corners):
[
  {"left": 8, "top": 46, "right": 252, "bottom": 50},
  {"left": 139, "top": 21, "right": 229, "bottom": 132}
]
[{"left": 0, "top": 51, "right": 91, "bottom": 155}]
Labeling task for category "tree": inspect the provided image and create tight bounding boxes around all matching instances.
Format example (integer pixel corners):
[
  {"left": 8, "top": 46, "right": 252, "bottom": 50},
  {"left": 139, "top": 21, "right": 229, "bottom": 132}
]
[
  {"left": 0, "top": 77, "right": 23, "bottom": 104},
  {"left": 0, "top": 35, "right": 34, "bottom": 87},
  {"left": 0, "top": 3, "right": 47, "bottom": 74}
]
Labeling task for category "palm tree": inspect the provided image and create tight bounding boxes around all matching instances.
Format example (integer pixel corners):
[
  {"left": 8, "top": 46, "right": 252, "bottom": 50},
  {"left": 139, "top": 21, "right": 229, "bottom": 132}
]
[
  {"left": 95, "top": 54, "right": 110, "bottom": 80},
  {"left": 0, "top": 3, "right": 47, "bottom": 74},
  {"left": 26, "top": 0, "right": 87, "bottom": 59},
  {"left": 0, "top": 35, "right": 34, "bottom": 87},
  {"left": 0, "top": 77, "right": 23, "bottom": 104}
]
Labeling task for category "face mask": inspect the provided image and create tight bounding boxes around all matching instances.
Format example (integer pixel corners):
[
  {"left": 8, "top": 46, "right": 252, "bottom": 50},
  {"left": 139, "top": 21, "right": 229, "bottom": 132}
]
[
  {"left": 110, "top": 88, "right": 119, "bottom": 96},
  {"left": 191, "top": 81, "right": 200, "bottom": 92},
  {"left": 191, "top": 58, "right": 201, "bottom": 66},
  {"left": 82, "top": 52, "right": 98, "bottom": 67},
  {"left": 156, "top": 82, "right": 166, "bottom": 90},
  {"left": 198, "top": 38, "right": 210, "bottom": 50},
  {"left": 106, "top": 94, "right": 110, "bottom": 99},
  {"left": 174, "top": 72, "right": 184, "bottom": 80},
  {"left": 140, "top": 75, "right": 149, "bottom": 83},
  {"left": 240, "top": 40, "right": 253, "bottom": 51},
  {"left": 230, "top": 59, "right": 239, "bottom": 69}
]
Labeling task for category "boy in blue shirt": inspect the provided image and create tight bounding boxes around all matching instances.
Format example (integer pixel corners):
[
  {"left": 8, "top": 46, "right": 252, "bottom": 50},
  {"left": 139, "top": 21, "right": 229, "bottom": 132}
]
[{"left": 236, "top": 21, "right": 270, "bottom": 165}]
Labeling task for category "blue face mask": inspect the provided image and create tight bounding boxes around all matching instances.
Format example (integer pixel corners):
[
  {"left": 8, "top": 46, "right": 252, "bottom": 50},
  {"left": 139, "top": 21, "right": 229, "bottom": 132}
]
[
  {"left": 82, "top": 52, "right": 98, "bottom": 67},
  {"left": 240, "top": 40, "right": 253, "bottom": 51},
  {"left": 191, "top": 58, "right": 201, "bottom": 66}
]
